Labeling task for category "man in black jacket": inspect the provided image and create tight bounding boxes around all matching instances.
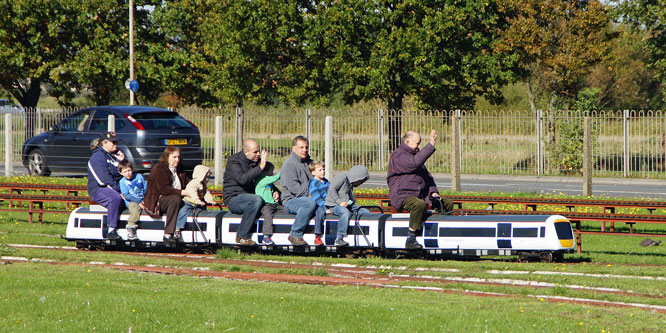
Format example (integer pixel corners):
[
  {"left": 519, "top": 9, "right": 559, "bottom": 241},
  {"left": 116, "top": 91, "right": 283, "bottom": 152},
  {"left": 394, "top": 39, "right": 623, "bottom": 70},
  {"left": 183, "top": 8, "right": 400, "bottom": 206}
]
[{"left": 223, "top": 139, "right": 271, "bottom": 245}]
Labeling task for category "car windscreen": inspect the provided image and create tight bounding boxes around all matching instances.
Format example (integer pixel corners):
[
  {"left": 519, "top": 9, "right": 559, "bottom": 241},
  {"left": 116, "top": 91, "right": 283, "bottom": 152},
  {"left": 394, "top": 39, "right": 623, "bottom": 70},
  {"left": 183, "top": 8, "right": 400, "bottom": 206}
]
[{"left": 132, "top": 112, "right": 194, "bottom": 130}]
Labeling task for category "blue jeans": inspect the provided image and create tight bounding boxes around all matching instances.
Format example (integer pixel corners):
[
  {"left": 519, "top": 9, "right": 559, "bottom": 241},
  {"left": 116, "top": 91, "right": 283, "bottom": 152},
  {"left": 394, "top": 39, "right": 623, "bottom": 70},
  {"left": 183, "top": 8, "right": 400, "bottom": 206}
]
[
  {"left": 176, "top": 202, "right": 196, "bottom": 230},
  {"left": 313, "top": 205, "right": 327, "bottom": 235},
  {"left": 328, "top": 204, "right": 370, "bottom": 236},
  {"left": 226, "top": 193, "right": 264, "bottom": 239},
  {"left": 283, "top": 197, "right": 316, "bottom": 238}
]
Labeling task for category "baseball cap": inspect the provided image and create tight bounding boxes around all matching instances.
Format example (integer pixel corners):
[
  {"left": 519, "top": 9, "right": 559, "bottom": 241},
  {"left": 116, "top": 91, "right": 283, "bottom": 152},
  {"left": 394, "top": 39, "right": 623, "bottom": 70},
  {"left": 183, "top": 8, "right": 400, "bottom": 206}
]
[{"left": 99, "top": 131, "right": 118, "bottom": 142}]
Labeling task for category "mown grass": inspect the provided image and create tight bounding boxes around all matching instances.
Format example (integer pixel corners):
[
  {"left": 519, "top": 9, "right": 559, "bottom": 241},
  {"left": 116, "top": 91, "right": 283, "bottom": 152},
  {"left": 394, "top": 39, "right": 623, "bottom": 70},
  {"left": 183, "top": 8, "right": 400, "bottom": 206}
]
[
  {"left": 2, "top": 176, "right": 666, "bottom": 330},
  {"left": 1, "top": 263, "right": 664, "bottom": 332}
]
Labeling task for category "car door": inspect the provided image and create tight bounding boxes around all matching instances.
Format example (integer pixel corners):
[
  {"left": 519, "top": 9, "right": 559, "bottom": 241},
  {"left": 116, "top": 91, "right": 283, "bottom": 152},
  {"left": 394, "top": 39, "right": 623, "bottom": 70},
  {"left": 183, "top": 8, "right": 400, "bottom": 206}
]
[{"left": 48, "top": 110, "right": 92, "bottom": 171}]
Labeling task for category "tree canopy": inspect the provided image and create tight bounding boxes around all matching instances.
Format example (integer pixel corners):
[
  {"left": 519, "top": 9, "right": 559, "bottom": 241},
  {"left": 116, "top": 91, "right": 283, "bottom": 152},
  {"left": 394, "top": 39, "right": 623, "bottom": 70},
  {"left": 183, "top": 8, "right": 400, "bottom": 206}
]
[{"left": 0, "top": 0, "right": 663, "bottom": 113}]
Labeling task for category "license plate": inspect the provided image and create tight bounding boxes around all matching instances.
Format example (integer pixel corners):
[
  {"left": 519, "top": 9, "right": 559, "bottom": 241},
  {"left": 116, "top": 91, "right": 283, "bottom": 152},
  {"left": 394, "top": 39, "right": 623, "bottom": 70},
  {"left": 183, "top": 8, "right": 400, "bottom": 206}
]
[{"left": 165, "top": 138, "right": 187, "bottom": 145}]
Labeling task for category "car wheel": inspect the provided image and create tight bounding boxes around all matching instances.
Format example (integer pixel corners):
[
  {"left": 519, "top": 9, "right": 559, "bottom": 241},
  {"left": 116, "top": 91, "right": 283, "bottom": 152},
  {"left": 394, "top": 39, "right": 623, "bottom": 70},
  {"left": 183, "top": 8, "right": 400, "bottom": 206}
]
[{"left": 28, "top": 149, "right": 51, "bottom": 176}]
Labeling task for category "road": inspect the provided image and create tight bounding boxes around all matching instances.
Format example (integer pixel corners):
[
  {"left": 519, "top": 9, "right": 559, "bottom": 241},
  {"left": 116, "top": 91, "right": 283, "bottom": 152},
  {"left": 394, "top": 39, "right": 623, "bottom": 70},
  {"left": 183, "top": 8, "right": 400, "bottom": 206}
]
[{"left": 4, "top": 162, "right": 666, "bottom": 199}]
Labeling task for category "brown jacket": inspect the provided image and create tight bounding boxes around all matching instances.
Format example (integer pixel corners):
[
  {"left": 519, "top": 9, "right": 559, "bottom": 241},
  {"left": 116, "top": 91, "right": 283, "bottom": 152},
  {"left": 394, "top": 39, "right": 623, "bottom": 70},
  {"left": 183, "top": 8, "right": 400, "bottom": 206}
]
[{"left": 144, "top": 161, "right": 188, "bottom": 218}]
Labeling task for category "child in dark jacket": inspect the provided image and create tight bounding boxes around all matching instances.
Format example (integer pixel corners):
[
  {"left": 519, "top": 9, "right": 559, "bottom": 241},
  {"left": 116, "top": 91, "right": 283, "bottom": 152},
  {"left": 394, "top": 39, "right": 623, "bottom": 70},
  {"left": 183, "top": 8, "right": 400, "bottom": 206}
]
[
  {"left": 308, "top": 161, "right": 330, "bottom": 246},
  {"left": 325, "top": 165, "right": 371, "bottom": 246}
]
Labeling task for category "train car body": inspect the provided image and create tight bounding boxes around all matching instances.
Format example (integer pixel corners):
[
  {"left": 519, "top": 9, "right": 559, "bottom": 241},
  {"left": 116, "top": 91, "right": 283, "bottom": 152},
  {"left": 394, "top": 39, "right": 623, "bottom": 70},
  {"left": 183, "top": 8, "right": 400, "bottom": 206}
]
[
  {"left": 65, "top": 206, "right": 575, "bottom": 260},
  {"left": 66, "top": 206, "right": 220, "bottom": 246},
  {"left": 219, "top": 213, "right": 386, "bottom": 248},
  {"left": 384, "top": 214, "right": 574, "bottom": 257}
]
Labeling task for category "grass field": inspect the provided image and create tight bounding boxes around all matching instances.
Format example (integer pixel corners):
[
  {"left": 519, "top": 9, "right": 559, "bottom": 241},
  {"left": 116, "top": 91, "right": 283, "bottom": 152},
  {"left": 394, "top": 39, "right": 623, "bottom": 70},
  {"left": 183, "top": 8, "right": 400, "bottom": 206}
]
[{"left": 1, "top": 176, "right": 665, "bottom": 331}]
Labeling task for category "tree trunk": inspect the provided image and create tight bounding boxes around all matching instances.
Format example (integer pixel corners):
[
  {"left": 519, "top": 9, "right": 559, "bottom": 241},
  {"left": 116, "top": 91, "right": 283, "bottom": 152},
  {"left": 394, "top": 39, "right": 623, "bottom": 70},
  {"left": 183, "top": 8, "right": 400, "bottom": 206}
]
[
  {"left": 9, "top": 78, "right": 42, "bottom": 140},
  {"left": 526, "top": 81, "right": 537, "bottom": 115}
]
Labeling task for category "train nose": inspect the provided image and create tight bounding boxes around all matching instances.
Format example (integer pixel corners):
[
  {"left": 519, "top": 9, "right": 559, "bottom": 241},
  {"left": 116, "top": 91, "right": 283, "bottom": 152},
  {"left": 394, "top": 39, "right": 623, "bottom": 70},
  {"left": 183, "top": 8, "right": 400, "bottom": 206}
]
[{"left": 559, "top": 239, "right": 574, "bottom": 248}]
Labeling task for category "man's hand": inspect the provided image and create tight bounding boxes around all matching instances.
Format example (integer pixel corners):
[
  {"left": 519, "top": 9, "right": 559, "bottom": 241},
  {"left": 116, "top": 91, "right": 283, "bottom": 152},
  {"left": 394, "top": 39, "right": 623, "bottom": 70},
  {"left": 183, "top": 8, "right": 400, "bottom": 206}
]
[
  {"left": 325, "top": 209, "right": 331, "bottom": 214},
  {"left": 259, "top": 150, "right": 268, "bottom": 169},
  {"left": 429, "top": 129, "right": 437, "bottom": 146},
  {"left": 340, "top": 201, "right": 348, "bottom": 207},
  {"left": 139, "top": 202, "right": 145, "bottom": 210},
  {"left": 431, "top": 192, "right": 440, "bottom": 198},
  {"left": 272, "top": 191, "right": 280, "bottom": 202}
]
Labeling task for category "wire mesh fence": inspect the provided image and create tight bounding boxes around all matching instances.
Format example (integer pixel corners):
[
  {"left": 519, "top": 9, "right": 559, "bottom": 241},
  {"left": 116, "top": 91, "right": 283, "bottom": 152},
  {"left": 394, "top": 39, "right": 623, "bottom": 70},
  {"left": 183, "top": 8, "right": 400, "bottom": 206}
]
[{"left": 2, "top": 107, "right": 665, "bottom": 178}]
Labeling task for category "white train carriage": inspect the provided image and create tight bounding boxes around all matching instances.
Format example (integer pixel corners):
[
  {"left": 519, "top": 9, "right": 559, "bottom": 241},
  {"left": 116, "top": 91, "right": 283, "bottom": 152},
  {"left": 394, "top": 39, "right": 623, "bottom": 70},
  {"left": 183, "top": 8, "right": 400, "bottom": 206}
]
[
  {"left": 65, "top": 206, "right": 220, "bottom": 245},
  {"left": 383, "top": 214, "right": 575, "bottom": 256},
  {"left": 219, "top": 212, "right": 386, "bottom": 248}
]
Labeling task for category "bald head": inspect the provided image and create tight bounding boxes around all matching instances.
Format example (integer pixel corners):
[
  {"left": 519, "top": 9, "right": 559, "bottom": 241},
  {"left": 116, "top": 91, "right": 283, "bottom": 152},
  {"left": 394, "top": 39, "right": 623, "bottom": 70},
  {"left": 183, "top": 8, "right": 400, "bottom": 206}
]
[
  {"left": 403, "top": 131, "right": 422, "bottom": 151},
  {"left": 243, "top": 139, "right": 261, "bottom": 162}
]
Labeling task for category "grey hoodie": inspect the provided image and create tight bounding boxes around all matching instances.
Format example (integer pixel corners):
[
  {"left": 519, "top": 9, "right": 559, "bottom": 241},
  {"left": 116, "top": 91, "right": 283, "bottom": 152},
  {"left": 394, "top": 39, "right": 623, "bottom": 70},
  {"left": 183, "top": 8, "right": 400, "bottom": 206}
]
[{"left": 325, "top": 165, "right": 369, "bottom": 207}]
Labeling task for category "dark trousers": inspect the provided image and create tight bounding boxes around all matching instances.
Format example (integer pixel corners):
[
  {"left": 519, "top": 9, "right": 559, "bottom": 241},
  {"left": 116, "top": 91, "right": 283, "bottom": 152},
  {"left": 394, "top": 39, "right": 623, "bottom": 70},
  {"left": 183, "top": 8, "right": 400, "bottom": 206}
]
[
  {"left": 159, "top": 194, "right": 183, "bottom": 234},
  {"left": 227, "top": 193, "right": 264, "bottom": 239},
  {"left": 260, "top": 203, "right": 281, "bottom": 236},
  {"left": 92, "top": 187, "right": 125, "bottom": 229},
  {"left": 402, "top": 196, "right": 427, "bottom": 231}
]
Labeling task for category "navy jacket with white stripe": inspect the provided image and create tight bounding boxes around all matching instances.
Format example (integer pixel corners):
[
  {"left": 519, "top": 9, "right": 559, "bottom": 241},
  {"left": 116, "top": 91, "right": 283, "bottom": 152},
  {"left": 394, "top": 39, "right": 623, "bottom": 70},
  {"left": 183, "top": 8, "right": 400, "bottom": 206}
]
[{"left": 87, "top": 147, "right": 122, "bottom": 197}]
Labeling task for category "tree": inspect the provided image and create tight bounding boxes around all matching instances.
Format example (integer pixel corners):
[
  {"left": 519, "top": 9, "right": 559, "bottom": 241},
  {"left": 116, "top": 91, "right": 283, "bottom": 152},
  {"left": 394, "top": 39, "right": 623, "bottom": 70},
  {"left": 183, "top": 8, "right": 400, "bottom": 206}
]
[
  {"left": 312, "top": 0, "right": 518, "bottom": 150},
  {"left": 68, "top": 0, "right": 163, "bottom": 105},
  {"left": 496, "top": 0, "right": 616, "bottom": 111},
  {"left": 585, "top": 26, "right": 664, "bottom": 110},
  {"left": 199, "top": 0, "right": 317, "bottom": 107},
  {"left": 151, "top": 0, "right": 220, "bottom": 106},
  {"left": 0, "top": 0, "right": 82, "bottom": 138},
  {"left": 615, "top": 0, "right": 666, "bottom": 101}
]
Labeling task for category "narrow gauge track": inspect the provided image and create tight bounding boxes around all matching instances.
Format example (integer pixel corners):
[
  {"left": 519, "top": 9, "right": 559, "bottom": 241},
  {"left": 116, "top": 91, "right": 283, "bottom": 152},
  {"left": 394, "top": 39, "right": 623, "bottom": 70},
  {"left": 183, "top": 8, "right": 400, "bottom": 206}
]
[
  {"left": 9, "top": 243, "right": 666, "bottom": 268},
  {"left": 3, "top": 258, "right": 665, "bottom": 314},
  {"left": 5, "top": 244, "right": 665, "bottom": 307}
]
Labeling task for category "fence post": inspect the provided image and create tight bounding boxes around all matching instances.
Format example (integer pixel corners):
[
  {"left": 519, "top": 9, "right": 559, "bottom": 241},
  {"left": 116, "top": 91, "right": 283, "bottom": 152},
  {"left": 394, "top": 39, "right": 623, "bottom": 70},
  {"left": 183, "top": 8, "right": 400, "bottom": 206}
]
[
  {"left": 36, "top": 108, "right": 42, "bottom": 136},
  {"left": 325, "top": 116, "right": 333, "bottom": 180},
  {"left": 305, "top": 108, "right": 311, "bottom": 142},
  {"left": 583, "top": 117, "right": 592, "bottom": 197},
  {"left": 5, "top": 113, "right": 13, "bottom": 176},
  {"left": 451, "top": 113, "right": 461, "bottom": 192},
  {"left": 623, "top": 109, "right": 629, "bottom": 177},
  {"left": 536, "top": 109, "right": 544, "bottom": 175},
  {"left": 235, "top": 107, "right": 244, "bottom": 153},
  {"left": 214, "top": 116, "right": 223, "bottom": 187},
  {"left": 377, "top": 109, "right": 384, "bottom": 170},
  {"left": 107, "top": 114, "right": 115, "bottom": 132}
]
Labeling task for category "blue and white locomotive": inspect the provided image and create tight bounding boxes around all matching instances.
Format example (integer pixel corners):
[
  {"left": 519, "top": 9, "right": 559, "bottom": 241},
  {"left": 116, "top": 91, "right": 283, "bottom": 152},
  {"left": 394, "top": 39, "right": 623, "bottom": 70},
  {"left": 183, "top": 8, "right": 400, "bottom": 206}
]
[{"left": 65, "top": 205, "right": 575, "bottom": 261}]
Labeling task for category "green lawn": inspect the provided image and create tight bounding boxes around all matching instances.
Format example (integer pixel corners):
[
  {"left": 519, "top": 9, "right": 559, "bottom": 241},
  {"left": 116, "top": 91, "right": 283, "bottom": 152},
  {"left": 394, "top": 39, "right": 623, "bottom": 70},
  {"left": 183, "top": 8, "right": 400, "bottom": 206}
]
[
  {"left": 1, "top": 263, "right": 664, "bottom": 332},
  {"left": 1, "top": 176, "right": 666, "bottom": 331}
]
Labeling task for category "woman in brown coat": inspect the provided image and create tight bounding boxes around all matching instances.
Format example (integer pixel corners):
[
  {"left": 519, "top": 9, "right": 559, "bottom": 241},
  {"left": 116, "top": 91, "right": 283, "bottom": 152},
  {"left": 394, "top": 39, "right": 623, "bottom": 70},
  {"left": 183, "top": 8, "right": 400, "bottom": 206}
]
[{"left": 144, "top": 147, "right": 190, "bottom": 242}]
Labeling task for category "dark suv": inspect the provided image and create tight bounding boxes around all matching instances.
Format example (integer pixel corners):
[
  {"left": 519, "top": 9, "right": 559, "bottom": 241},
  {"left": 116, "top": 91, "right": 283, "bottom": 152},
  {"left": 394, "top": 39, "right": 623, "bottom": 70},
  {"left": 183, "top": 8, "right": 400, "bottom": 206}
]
[{"left": 22, "top": 106, "right": 203, "bottom": 176}]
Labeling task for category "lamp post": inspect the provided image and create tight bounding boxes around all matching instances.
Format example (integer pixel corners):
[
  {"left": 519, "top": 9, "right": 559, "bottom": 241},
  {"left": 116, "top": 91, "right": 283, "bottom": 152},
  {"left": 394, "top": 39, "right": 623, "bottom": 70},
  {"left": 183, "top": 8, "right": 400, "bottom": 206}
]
[{"left": 129, "top": 0, "right": 135, "bottom": 105}]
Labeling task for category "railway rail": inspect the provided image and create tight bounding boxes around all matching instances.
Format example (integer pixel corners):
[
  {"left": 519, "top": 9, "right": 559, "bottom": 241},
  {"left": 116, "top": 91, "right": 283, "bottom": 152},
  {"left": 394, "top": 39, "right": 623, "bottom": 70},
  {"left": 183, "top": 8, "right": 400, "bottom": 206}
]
[{"left": 2, "top": 182, "right": 665, "bottom": 254}]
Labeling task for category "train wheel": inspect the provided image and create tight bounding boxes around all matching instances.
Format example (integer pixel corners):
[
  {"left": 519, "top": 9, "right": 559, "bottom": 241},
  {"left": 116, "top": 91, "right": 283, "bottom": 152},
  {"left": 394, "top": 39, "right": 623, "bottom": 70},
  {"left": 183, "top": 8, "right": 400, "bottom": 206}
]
[{"left": 552, "top": 252, "right": 565, "bottom": 262}]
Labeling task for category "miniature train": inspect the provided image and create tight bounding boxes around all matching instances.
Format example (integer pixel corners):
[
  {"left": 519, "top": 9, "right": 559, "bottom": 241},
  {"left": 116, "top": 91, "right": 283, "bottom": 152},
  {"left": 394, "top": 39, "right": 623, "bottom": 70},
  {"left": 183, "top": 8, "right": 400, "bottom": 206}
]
[{"left": 65, "top": 205, "right": 575, "bottom": 261}]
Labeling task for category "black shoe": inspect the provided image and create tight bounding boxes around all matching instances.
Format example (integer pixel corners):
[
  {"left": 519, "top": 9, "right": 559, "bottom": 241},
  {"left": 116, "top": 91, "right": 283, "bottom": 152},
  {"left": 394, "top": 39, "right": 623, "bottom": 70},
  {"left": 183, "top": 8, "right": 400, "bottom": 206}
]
[
  {"left": 106, "top": 229, "right": 121, "bottom": 241},
  {"left": 405, "top": 238, "right": 423, "bottom": 250},
  {"left": 163, "top": 234, "right": 176, "bottom": 243},
  {"left": 174, "top": 231, "right": 184, "bottom": 243}
]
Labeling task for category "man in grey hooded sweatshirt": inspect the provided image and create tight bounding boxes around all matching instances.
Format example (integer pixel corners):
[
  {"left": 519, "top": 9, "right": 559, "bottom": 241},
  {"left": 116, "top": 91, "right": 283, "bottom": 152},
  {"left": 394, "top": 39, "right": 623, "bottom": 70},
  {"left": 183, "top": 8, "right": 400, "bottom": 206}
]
[
  {"left": 325, "top": 165, "right": 371, "bottom": 246},
  {"left": 281, "top": 136, "right": 317, "bottom": 246}
]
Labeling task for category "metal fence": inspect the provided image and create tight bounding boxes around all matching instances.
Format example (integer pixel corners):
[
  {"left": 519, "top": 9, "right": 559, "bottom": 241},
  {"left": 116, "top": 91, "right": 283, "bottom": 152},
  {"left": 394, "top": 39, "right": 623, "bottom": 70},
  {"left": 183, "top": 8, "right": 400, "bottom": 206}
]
[{"left": 2, "top": 107, "right": 665, "bottom": 178}]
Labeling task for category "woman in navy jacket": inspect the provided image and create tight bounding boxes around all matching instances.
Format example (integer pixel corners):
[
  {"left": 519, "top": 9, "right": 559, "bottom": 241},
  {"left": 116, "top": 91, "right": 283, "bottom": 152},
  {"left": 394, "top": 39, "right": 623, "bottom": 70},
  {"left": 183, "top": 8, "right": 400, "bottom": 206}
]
[{"left": 87, "top": 131, "right": 126, "bottom": 240}]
